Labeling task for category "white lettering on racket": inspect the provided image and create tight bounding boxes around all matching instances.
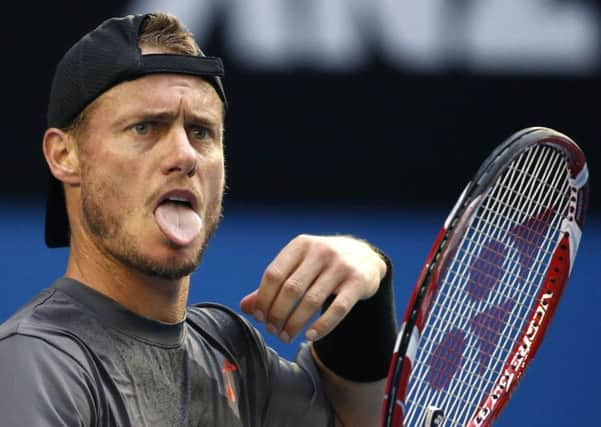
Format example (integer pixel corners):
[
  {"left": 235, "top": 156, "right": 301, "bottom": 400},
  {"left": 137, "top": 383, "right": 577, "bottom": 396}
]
[{"left": 472, "top": 290, "right": 553, "bottom": 426}]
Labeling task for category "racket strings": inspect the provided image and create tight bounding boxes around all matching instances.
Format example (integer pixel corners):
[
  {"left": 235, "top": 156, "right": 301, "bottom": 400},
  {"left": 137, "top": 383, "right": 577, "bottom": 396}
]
[
  {"left": 405, "top": 147, "right": 555, "bottom": 421},
  {"left": 404, "top": 145, "right": 571, "bottom": 426},
  {"left": 429, "top": 147, "right": 568, "bottom": 424},
  {"left": 445, "top": 148, "right": 570, "bottom": 422},
  {"left": 407, "top": 163, "right": 563, "bottom": 424},
  {"left": 414, "top": 148, "right": 568, "bottom": 424}
]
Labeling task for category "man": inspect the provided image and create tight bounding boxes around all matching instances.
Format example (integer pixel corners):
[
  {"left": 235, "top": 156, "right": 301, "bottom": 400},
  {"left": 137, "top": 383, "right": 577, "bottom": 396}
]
[{"left": 0, "top": 13, "right": 397, "bottom": 426}]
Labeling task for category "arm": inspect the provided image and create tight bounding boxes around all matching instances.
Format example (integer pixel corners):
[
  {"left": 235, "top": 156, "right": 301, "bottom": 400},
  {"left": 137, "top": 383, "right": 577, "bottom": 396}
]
[
  {"left": 311, "top": 256, "right": 396, "bottom": 426},
  {"left": 0, "top": 334, "right": 96, "bottom": 426},
  {"left": 240, "top": 234, "right": 397, "bottom": 426},
  {"left": 312, "top": 347, "right": 387, "bottom": 427}
]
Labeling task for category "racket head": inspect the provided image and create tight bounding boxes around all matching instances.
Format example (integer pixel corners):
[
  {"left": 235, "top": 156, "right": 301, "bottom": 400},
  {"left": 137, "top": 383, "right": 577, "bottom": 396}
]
[{"left": 382, "top": 127, "right": 589, "bottom": 427}]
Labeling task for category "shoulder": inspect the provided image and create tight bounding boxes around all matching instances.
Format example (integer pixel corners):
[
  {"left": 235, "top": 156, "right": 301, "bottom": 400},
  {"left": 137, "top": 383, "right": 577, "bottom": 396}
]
[
  {"left": 186, "top": 303, "right": 266, "bottom": 362},
  {"left": 187, "top": 302, "right": 253, "bottom": 335},
  {"left": 186, "top": 302, "right": 284, "bottom": 398},
  {"left": 186, "top": 305, "right": 335, "bottom": 426},
  {"left": 0, "top": 332, "right": 90, "bottom": 376},
  {"left": 0, "top": 333, "right": 98, "bottom": 425},
  {"left": 0, "top": 285, "right": 97, "bottom": 375},
  {"left": 0, "top": 288, "right": 55, "bottom": 338}
]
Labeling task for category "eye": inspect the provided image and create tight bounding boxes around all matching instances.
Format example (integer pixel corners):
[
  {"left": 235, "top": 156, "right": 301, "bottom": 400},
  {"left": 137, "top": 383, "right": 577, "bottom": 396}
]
[
  {"left": 189, "top": 125, "right": 211, "bottom": 141},
  {"left": 132, "top": 122, "right": 152, "bottom": 135}
]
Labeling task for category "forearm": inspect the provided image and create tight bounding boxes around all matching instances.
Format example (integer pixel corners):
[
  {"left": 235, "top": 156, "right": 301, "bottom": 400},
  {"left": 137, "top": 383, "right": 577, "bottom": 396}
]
[
  {"left": 311, "top": 344, "right": 386, "bottom": 427},
  {"left": 312, "top": 256, "right": 397, "bottom": 425}
]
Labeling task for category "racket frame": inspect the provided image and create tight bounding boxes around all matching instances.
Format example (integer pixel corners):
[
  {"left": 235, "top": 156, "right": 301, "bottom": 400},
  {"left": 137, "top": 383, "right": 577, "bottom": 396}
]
[{"left": 381, "top": 127, "right": 589, "bottom": 427}]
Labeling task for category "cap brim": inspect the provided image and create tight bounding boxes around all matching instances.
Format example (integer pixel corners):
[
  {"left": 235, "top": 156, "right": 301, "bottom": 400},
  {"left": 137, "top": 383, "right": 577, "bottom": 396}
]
[{"left": 45, "top": 174, "right": 70, "bottom": 248}]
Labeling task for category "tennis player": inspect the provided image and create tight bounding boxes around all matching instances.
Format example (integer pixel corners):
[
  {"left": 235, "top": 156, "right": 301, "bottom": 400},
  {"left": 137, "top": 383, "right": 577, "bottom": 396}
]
[{"left": 0, "top": 13, "right": 397, "bottom": 426}]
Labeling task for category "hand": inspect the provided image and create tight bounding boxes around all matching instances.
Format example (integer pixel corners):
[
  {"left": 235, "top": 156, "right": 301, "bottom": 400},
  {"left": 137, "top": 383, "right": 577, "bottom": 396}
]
[{"left": 240, "top": 234, "right": 387, "bottom": 343}]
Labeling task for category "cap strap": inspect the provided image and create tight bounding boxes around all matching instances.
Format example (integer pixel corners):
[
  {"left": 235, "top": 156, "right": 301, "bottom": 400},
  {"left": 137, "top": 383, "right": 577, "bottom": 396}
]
[
  {"left": 139, "top": 54, "right": 227, "bottom": 107},
  {"left": 140, "top": 54, "right": 225, "bottom": 76}
]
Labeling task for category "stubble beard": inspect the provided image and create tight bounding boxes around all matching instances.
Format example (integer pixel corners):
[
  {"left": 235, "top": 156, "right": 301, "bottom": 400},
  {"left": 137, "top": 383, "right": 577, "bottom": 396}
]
[{"left": 80, "top": 177, "right": 222, "bottom": 280}]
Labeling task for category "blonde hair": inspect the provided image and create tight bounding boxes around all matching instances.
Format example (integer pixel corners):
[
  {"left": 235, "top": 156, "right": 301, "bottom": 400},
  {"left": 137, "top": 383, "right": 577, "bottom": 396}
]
[
  {"left": 138, "top": 12, "right": 200, "bottom": 55},
  {"left": 64, "top": 12, "right": 201, "bottom": 136}
]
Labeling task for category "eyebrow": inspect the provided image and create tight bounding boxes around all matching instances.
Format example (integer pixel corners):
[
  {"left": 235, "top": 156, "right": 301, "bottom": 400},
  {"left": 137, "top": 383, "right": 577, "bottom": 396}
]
[
  {"left": 113, "top": 109, "right": 221, "bottom": 128},
  {"left": 111, "top": 110, "right": 172, "bottom": 128},
  {"left": 183, "top": 110, "right": 221, "bottom": 126}
]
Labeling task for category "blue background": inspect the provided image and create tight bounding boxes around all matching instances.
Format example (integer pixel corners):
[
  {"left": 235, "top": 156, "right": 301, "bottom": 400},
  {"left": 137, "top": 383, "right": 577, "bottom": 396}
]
[
  {"left": 2, "top": 1, "right": 600, "bottom": 425},
  {"left": 1, "top": 201, "right": 599, "bottom": 426}
]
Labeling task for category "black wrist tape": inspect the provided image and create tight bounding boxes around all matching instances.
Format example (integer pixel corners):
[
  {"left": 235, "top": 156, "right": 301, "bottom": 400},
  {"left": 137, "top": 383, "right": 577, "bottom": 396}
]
[{"left": 313, "top": 255, "right": 398, "bottom": 382}]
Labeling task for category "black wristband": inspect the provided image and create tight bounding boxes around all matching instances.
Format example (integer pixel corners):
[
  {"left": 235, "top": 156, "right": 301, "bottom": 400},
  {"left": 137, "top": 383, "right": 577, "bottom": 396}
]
[{"left": 313, "top": 254, "right": 398, "bottom": 382}]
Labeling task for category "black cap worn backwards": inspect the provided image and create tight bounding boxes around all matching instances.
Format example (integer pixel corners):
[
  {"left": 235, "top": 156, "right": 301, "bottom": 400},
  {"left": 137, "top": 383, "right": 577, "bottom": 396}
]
[{"left": 45, "top": 14, "right": 227, "bottom": 248}]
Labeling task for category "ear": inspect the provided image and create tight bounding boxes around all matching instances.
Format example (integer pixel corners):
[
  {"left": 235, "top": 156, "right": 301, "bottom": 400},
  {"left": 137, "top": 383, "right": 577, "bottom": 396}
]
[{"left": 42, "top": 128, "right": 81, "bottom": 185}]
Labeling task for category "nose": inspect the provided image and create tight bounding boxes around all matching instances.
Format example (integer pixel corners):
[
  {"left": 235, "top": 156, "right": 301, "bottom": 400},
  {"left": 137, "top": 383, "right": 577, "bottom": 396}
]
[{"left": 160, "top": 126, "right": 197, "bottom": 177}]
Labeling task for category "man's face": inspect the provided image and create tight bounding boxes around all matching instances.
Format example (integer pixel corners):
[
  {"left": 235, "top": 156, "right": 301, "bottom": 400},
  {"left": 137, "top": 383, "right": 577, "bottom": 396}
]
[{"left": 74, "top": 73, "right": 225, "bottom": 279}]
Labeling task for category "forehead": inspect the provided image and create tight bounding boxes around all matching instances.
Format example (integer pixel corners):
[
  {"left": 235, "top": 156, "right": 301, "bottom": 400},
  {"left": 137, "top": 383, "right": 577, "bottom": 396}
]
[{"left": 93, "top": 74, "right": 224, "bottom": 122}]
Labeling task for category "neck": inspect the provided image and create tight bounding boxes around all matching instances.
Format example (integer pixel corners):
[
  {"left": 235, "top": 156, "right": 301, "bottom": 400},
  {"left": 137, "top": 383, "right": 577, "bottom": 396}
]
[{"left": 65, "top": 237, "right": 189, "bottom": 324}]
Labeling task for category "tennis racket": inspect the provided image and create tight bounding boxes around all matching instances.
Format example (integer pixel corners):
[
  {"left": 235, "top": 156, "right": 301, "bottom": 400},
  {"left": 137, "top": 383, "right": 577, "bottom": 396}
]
[{"left": 381, "top": 127, "right": 589, "bottom": 427}]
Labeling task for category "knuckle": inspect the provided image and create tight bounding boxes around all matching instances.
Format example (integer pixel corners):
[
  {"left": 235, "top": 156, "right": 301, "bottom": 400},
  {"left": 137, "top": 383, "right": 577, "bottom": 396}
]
[
  {"left": 293, "top": 233, "right": 312, "bottom": 246},
  {"left": 282, "top": 278, "right": 305, "bottom": 298},
  {"left": 346, "top": 271, "right": 367, "bottom": 288},
  {"left": 282, "top": 321, "right": 301, "bottom": 338},
  {"left": 303, "top": 291, "right": 325, "bottom": 311},
  {"left": 294, "top": 234, "right": 332, "bottom": 255},
  {"left": 263, "top": 265, "right": 285, "bottom": 284},
  {"left": 330, "top": 295, "right": 353, "bottom": 317},
  {"left": 334, "top": 258, "right": 354, "bottom": 275},
  {"left": 329, "top": 260, "right": 358, "bottom": 282},
  {"left": 314, "top": 244, "right": 335, "bottom": 261},
  {"left": 267, "top": 313, "right": 283, "bottom": 326}
]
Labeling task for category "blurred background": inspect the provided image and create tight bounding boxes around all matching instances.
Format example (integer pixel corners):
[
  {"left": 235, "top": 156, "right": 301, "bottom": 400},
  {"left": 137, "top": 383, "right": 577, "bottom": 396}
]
[{"left": 1, "top": 1, "right": 599, "bottom": 425}]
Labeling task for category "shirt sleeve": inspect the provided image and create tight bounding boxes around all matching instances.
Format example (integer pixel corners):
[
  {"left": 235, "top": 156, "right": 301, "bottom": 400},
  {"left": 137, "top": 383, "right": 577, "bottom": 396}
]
[
  {"left": 260, "top": 341, "right": 335, "bottom": 427},
  {"left": 189, "top": 304, "right": 335, "bottom": 427},
  {"left": 0, "top": 334, "right": 97, "bottom": 427},
  {"left": 230, "top": 316, "right": 335, "bottom": 427}
]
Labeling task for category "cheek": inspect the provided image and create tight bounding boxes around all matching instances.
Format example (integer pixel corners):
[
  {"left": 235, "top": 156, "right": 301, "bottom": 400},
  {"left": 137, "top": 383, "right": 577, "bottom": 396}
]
[
  {"left": 200, "top": 158, "right": 225, "bottom": 206},
  {"left": 204, "top": 153, "right": 225, "bottom": 188},
  {"left": 81, "top": 154, "right": 142, "bottom": 215},
  {"left": 81, "top": 170, "right": 124, "bottom": 216}
]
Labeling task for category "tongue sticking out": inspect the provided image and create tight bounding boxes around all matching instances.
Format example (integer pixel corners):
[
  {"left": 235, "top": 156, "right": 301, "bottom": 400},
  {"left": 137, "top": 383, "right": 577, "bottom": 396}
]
[{"left": 154, "top": 203, "right": 203, "bottom": 246}]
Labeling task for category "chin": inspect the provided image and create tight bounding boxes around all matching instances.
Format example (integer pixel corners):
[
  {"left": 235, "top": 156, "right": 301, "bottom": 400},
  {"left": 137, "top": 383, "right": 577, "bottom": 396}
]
[
  {"left": 157, "top": 242, "right": 205, "bottom": 271},
  {"left": 130, "top": 250, "right": 201, "bottom": 280},
  {"left": 112, "top": 236, "right": 205, "bottom": 281}
]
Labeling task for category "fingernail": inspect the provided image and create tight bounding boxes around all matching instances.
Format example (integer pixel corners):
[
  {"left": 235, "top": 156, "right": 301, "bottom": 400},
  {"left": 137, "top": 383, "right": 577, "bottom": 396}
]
[
  {"left": 279, "top": 331, "right": 290, "bottom": 343},
  {"left": 254, "top": 310, "right": 265, "bottom": 322},
  {"left": 306, "top": 329, "right": 318, "bottom": 341},
  {"left": 266, "top": 323, "right": 278, "bottom": 335}
]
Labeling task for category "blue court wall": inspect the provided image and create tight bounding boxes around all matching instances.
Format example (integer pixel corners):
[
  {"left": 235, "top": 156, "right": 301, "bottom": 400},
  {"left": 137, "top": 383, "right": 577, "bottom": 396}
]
[{"left": 1, "top": 201, "right": 599, "bottom": 426}]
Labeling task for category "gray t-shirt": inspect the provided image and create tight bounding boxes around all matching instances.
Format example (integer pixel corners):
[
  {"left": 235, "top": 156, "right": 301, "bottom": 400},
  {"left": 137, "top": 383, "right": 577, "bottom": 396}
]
[{"left": 0, "top": 278, "right": 334, "bottom": 426}]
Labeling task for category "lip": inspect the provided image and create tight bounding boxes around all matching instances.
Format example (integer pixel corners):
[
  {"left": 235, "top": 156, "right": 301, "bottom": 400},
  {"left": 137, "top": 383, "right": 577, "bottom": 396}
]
[{"left": 155, "top": 188, "right": 199, "bottom": 212}]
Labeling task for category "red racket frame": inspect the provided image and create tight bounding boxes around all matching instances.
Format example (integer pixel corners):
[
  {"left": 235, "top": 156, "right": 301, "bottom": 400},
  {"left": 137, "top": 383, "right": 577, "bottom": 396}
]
[{"left": 381, "top": 127, "right": 589, "bottom": 427}]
